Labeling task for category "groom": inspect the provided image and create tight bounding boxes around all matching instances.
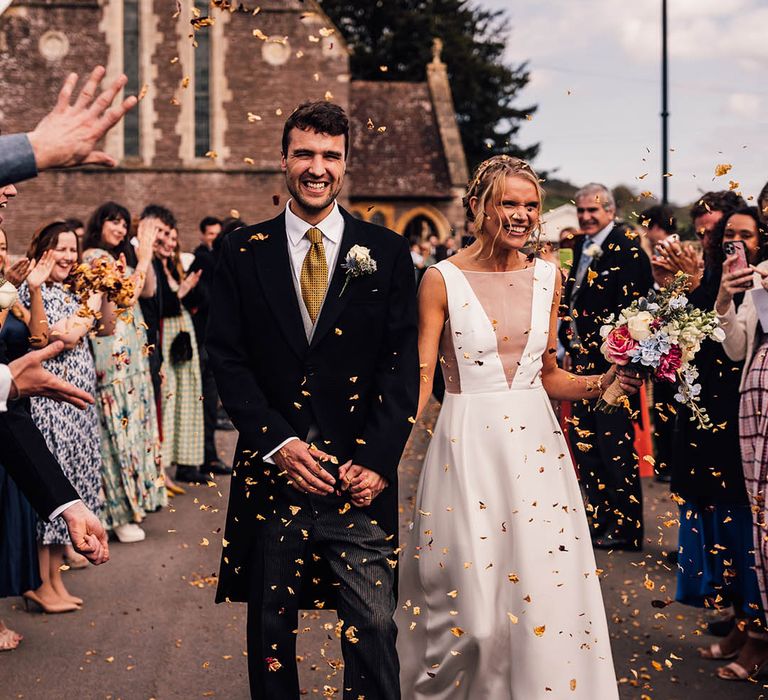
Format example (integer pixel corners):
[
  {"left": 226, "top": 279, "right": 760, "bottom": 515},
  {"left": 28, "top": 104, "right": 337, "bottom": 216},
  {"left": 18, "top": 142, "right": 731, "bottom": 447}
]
[{"left": 207, "top": 102, "right": 419, "bottom": 699}]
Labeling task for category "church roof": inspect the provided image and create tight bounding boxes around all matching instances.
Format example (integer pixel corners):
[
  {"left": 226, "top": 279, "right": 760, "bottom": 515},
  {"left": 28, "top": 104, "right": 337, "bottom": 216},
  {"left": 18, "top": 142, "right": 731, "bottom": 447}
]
[{"left": 348, "top": 80, "right": 453, "bottom": 200}]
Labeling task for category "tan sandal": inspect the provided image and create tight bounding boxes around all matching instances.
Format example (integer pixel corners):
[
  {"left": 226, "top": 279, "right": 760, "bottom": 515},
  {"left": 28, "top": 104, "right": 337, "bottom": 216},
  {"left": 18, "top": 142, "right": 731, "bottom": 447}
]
[
  {"left": 717, "top": 659, "right": 768, "bottom": 681},
  {"left": 698, "top": 642, "right": 739, "bottom": 660}
]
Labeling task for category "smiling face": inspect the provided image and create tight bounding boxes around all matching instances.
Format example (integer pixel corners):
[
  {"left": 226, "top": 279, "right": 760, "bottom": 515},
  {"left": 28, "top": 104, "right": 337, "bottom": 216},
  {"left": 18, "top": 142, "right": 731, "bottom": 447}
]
[
  {"left": 281, "top": 127, "right": 346, "bottom": 222},
  {"left": 471, "top": 174, "right": 540, "bottom": 252},
  {"left": 48, "top": 231, "right": 79, "bottom": 282},
  {"left": 101, "top": 216, "right": 128, "bottom": 249},
  {"left": 576, "top": 194, "right": 615, "bottom": 236},
  {"left": 155, "top": 226, "right": 178, "bottom": 260},
  {"left": 0, "top": 184, "right": 18, "bottom": 226},
  {"left": 723, "top": 212, "right": 762, "bottom": 264}
]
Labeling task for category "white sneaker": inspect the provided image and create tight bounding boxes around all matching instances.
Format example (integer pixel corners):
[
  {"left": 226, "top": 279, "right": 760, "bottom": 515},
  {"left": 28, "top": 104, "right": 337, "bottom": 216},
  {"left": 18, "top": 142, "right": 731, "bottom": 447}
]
[{"left": 113, "top": 523, "right": 146, "bottom": 543}]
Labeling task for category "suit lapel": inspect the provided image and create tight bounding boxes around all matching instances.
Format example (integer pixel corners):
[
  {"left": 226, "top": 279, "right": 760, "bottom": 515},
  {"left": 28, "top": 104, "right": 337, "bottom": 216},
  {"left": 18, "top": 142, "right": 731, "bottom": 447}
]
[
  {"left": 310, "top": 208, "right": 360, "bottom": 350},
  {"left": 249, "top": 213, "right": 308, "bottom": 359}
]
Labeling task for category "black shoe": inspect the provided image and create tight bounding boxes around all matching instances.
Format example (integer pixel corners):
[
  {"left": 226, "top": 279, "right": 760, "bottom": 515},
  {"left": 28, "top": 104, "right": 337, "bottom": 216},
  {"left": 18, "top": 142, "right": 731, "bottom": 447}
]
[
  {"left": 175, "top": 465, "right": 206, "bottom": 483},
  {"left": 592, "top": 535, "right": 643, "bottom": 552},
  {"left": 204, "top": 459, "right": 233, "bottom": 476},
  {"left": 707, "top": 616, "right": 736, "bottom": 638}
]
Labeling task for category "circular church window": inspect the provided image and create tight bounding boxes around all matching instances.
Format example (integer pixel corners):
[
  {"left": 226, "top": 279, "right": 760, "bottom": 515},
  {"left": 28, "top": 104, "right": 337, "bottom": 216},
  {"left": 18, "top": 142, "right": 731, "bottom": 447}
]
[
  {"left": 262, "top": 37, "right": 291, "bottom": 67},
  {"left": 39, "top": 30, "right": 70, "bottom": 62}
]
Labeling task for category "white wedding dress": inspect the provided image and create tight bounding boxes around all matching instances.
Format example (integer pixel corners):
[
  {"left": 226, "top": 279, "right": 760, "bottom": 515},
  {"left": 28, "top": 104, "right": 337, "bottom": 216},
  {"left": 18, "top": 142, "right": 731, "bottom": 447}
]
[{"left": 397, "top": 259, "right": 618, "bottom": 699}]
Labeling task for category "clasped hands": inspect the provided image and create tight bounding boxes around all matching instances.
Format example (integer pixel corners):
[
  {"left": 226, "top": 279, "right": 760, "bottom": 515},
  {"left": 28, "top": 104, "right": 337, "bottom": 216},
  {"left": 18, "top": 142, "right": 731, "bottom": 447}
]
[{"left": 273, "top": 438, "right": 388, "bottom": 507}]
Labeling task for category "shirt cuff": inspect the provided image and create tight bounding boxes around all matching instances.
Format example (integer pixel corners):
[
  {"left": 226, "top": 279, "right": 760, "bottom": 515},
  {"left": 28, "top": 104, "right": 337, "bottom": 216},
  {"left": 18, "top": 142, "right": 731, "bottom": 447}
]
[
  {"left": 49, "top": 499, "right": 82, "bottom": 522},
  {"left": 0, "top": 364, "right": 11, "bottom": 411},
  {"left": 0, "top": 133, "right": 39, "bottom": 187},
  {"left": 263, "top": 436, "right": 298, "bottom": 464}
]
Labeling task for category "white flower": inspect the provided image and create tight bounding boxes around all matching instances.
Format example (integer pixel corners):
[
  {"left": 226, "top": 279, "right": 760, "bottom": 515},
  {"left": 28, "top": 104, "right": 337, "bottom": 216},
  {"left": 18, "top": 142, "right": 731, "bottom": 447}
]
[
  {"left": 340, "top": 245, "right": 377, "bottom": 296},
  {"left": 711, "top": 326, "right": 726, "bottom": 343},
  {"left": 584, "top": 242, "right": 603, "bottom": 259},
  {"left": 625, "top": 310, "right": 654, "bottom": 341},
  {"left": 0, "top": 280, "right": 18, "bottom": 310},
  {"left": 599, "top": 323, "right": 614, "bottom": 339}
]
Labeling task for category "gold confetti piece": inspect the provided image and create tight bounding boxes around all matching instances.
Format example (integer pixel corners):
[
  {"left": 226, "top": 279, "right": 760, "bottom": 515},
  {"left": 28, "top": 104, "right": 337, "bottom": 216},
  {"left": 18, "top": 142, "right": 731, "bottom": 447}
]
[
  {"left": 570, "top": 679, "right": 577, "bottom": 691},
  {"left": 533, "top": 625, "right": 546, "bottom": 637},
  {"left": 377, "top": 126, "right": 387, "bottom": 133},
  {"left": 507, "top": 612, "right": 518, "bottom": 624},
  {"left": 181, "top": 76, "right": 190, "bottom": 89},
  {"left": 137, "top": 84, "right": 148, "bottom": 101},
  {"left": 450, "top": 627, "right": 464, "bottom": 637},
  {"left": 714, "top": 163, "right": 732, "bottom": 177},
  {"left": 338, "top": 503, "right": 351, "bottom": 515},
  {"left": 508, "top": 573, "right": 519, "bottom": 583},
  {"left": 447, "top": 590, "right": 458, "bottom": 598},
  {"left": 587, "top": 269, "right": 598, "bottom": 285},
  {"left": 243, "top": 157, "right": 255, "bottom": 165},
  {"left": 200, "top": 537, "right": 209, "bottom": 546},
  {"left": 105, "top": 656, "right": 115, "bottom": 663},
  {"left": 334, "top": 327, "right": 343, "bottom": 335}
]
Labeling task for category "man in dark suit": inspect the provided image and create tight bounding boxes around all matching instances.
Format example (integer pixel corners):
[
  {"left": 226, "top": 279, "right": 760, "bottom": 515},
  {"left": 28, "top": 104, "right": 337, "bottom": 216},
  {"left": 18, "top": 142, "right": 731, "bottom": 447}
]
[
  {"left": 559, "top": 183, "right": 652, "bottom": 551},
  {"left": 188, "top": 216, "right": 230, "bottom": 475},
  {"left": 207, "top": 102, "right": 419, "bottom": 699}
]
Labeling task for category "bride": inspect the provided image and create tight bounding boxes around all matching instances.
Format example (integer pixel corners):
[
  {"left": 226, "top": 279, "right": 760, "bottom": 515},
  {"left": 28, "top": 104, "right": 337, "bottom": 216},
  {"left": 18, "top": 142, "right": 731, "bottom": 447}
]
[{"left": 396, "top": 155, "right": 642, "bottom": 698}]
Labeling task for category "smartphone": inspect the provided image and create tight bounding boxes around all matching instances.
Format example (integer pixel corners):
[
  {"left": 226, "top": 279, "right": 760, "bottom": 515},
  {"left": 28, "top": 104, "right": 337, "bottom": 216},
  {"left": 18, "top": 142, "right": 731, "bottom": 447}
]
[
  {"left": 559, "top": 248, "right": 574, "bottom": 270},
  {"left": 723, "top": 240, "right": 749, "bottom": 272}
]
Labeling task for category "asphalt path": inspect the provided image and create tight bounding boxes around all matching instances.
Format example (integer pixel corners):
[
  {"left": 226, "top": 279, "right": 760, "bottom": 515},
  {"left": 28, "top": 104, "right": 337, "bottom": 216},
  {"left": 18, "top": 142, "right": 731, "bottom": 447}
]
[{"left": 1, "top": 407, "right": 765, "bottom": 699}]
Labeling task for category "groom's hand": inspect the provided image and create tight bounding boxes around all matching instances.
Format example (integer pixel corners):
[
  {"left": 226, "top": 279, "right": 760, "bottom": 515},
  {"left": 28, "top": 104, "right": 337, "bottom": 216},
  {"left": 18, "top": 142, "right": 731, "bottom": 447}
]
[
  {"left": 273, "top": 439, "right": 336, "bottom": 495},
  {"left": 339, "top": 462, "right": 388, "bottom": 507}
]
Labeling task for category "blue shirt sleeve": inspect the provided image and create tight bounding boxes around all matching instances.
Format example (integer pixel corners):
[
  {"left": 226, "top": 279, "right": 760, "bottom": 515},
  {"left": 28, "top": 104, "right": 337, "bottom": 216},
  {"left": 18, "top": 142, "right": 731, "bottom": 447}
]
[{"left": 0, "top": 133, "right": 38, "bottom": 187}]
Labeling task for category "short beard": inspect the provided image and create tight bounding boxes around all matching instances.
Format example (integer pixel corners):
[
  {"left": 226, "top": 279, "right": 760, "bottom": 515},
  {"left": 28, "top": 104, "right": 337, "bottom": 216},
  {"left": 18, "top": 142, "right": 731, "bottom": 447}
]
[{"left": 286, "top": 179, "right": 339, "bottom": 213}]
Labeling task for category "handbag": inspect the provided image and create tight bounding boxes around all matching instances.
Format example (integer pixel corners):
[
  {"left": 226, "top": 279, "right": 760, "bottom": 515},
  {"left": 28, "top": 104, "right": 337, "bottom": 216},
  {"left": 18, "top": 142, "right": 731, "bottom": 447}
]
[{"left": 169, "top": 331, "right": 193, "bottom": 365}]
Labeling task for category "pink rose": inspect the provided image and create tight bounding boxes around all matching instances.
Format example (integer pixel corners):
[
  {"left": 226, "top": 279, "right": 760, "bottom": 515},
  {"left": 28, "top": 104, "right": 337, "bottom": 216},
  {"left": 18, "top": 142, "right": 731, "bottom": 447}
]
[
  {"left": 656, "top": 345, "right": 683, "bottom": 383},
  {"left": 601, "top": 325, "right": 638, "bottom": 364}
]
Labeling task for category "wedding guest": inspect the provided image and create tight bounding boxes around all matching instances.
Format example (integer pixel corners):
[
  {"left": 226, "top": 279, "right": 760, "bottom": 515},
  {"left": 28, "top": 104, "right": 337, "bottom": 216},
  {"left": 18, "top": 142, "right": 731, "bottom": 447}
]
[
  {"left": 639, "top": 204, "right": 677, "bottom": 259},
  {"left": 189, "top": 216, "right": 230, "bottom": 476},
  {"left": 671, "top": 206, "right": 763, "bottom": 670},
  {"left": 82, "top": 202, "right": 167, "bottom": 542},
  {"left": 137, "top": 205, "right": 173, "bottom": 407},
  {"left": 19, "top": 222, "right": 106, "bottom": 612},
  {"left": 0, "top": 229, "right": 53, "bottom": 649},
  {"left": 155, "top": 220, "right": 204, "bottom": 483},
  {"left": 0, "top": 190, "right": 109, "bottom": 570},
  {"left": 712, "top": 206, "right": 768, "bottom": 681},
  {"left": 558, "top": 183, "right": 653, "bottom": 550}
]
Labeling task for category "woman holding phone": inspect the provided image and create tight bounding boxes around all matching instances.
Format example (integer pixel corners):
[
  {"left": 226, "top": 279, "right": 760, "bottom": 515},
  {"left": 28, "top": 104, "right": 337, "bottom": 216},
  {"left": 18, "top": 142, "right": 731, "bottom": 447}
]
[{"left": 712, "top": 206, "right": 768, "bottom": 681}]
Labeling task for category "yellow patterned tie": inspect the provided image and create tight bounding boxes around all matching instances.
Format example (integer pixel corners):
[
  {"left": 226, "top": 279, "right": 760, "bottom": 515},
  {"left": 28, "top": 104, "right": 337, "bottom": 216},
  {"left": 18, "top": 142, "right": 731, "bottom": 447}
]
[{"left": 300, "top": 227, "right": 328, "bottom": 323}]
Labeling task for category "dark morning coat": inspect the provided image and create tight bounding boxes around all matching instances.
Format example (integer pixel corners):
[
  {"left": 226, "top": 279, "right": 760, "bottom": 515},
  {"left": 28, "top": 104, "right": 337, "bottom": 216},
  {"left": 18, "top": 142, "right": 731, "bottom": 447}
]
[
  {"left": 207, "top": 207, "right": 419, "bottom": 606},
  {"left": 559, "top": 223, "right": 653, "bottom": 374}
]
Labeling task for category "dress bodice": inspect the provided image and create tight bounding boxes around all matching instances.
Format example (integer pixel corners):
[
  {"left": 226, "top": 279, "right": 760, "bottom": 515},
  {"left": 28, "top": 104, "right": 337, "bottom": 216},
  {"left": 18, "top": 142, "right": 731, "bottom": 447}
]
[{"left": 435, "top": 258, "right": 556, "bottom": 394}]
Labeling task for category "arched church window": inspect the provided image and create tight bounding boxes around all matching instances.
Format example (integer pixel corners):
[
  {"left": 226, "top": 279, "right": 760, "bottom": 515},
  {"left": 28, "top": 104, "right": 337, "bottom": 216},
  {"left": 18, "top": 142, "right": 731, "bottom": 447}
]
[
  {"left": 193, "top": 0, "right": 211, "bottom": 158},
  {"left": 123, "top": 0, "right": 140, "bottom": 158}
]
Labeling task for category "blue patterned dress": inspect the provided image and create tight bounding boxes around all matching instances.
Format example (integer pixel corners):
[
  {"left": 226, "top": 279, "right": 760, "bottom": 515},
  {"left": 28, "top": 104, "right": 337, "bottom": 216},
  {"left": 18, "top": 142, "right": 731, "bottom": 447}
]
[{"left": 18, "top": 282, "right": 103, "bottom": 545}]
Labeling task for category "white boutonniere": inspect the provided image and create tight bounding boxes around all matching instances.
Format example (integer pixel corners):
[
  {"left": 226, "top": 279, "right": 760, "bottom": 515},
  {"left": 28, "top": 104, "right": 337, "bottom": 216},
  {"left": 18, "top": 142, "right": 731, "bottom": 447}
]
[
  {"left": 584, "top": 242, "right": 603, "bottom": 260},
  {"left": 0, "top": 279, "right": 18, "bottom": 310},
  {"left": 340, "top": 245, "right": 377, "bottom": 297}
]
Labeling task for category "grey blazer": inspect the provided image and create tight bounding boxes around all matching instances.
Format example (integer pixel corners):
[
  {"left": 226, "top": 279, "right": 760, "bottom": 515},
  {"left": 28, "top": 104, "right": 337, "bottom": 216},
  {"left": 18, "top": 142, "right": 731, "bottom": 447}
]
[{"left": 0, "top": 133, "right": 38, "bottom": 187}]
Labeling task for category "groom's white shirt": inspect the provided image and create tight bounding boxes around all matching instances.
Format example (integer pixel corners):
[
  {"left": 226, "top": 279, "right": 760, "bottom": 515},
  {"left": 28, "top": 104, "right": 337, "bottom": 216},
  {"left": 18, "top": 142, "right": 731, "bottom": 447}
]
[{"left": 263, "top": 200, "right": 345, "bottom": 462}]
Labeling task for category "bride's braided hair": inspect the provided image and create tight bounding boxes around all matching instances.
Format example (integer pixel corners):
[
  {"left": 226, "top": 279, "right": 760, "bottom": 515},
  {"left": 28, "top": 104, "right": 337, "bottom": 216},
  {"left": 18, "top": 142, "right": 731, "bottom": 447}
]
[{"left": 462, "top": 155, "right": 544, "bottom": 253}]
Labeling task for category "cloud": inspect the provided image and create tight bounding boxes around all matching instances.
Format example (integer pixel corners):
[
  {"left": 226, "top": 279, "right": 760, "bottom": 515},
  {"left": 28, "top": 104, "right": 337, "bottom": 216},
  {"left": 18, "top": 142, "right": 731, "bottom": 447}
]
[{"left": 727, "top": 93, "right": 761, "bottom": 119}]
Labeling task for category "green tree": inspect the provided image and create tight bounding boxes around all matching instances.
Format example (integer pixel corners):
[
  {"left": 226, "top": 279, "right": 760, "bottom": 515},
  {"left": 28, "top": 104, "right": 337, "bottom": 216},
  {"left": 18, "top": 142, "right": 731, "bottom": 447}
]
[{"left": 318, "top": 0, "right": 538, "bottom": 170}]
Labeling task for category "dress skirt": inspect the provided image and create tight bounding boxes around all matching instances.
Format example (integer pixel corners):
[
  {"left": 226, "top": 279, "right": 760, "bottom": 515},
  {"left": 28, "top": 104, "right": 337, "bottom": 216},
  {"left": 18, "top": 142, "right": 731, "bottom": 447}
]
[
  {"left": 397, "top": 386, "right": 618, "bottom": 699},
  {"left": 160, "top": 310, "right": 204, "bottom": 469}
]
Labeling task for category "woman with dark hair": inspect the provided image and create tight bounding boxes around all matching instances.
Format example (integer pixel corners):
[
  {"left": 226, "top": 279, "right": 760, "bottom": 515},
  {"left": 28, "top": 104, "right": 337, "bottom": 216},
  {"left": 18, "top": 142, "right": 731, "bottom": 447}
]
[
  {"left": 668, "top": 205, "right": 764, "bottom": 668},
  {"left": 711, "top": 206, "right": 768, "bottom": 681},
  {"left": 18, "top": 221, "right": 106, "bottom": 612},
  {"left": 155, "top": 226, "right": 204, "bottom": 482},
  {"left": 82, "top": 202, "right": 166, "bottom": 543}
]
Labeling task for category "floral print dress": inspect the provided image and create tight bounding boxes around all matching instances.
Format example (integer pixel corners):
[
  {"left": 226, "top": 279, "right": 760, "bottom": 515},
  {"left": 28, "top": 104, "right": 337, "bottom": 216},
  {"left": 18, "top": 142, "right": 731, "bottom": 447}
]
[
  {"left": 84, "top": 250, "right": 165, "bottom": 530},
  {"left": 18, "top": 282, "right": 103, "bottom": 545}
]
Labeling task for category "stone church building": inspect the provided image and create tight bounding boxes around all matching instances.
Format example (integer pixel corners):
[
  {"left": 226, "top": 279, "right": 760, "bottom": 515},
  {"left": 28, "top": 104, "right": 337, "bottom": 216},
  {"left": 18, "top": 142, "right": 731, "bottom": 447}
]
[{"left": 0, "top": 0, "right": 469, "bottom": 252}]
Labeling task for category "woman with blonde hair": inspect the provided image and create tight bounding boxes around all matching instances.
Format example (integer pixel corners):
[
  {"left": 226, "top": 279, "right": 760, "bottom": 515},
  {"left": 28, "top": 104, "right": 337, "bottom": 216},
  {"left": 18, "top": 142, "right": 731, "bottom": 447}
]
[{"left": 396, "top": 155, "right": 640, "bottom": 698}]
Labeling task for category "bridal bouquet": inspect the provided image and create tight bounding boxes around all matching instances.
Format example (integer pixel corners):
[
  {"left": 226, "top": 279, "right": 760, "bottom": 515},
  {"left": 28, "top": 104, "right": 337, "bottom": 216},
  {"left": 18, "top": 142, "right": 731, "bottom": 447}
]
[
  {"left": 69, "top": 256, "right": 135, "bottom": 318},
  {"left": 597, "top": 273, "right": 724, "bottom": 429}
]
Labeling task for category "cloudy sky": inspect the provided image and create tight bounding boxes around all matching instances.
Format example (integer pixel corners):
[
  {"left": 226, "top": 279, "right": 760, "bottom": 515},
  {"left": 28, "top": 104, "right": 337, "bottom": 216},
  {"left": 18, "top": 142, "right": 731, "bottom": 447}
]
[{"left": 479, "top": 0, "right": 766, "bottom": 206}]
